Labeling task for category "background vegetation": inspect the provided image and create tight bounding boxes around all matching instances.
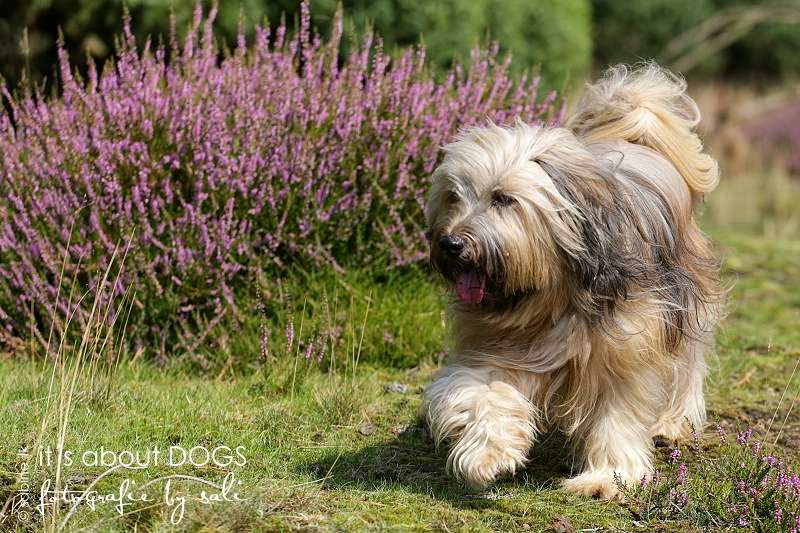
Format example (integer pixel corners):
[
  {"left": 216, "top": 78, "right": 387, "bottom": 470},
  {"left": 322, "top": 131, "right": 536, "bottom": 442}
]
[
  {"left": 3, "top": 0, "right": 800, "bottom": 93},
  {"left": 592, "top": 0, "right": 800, "bottom": 78},
  {"left": 1, "top": 0, "right": 591, "bottom": 90}
]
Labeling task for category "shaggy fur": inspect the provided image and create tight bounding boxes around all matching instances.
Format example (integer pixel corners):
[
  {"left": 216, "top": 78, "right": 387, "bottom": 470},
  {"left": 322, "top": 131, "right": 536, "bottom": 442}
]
[{"left": 422, "top": 64, "right": 722, "bottom": 499}]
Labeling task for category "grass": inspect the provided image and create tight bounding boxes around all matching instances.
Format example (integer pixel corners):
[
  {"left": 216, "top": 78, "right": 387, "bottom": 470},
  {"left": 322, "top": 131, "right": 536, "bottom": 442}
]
[
  {"left": 0, "top": 225, "right": 799, "bottom": 532},
  {"left": 171, "top": 266, "right": 450, "bottom": 375}
]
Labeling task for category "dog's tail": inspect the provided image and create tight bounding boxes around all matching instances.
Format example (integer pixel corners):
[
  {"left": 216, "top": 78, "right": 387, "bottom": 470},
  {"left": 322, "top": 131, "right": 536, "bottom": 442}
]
[{"left": 568, "top": 63, "right": 719, "bottom": 198}]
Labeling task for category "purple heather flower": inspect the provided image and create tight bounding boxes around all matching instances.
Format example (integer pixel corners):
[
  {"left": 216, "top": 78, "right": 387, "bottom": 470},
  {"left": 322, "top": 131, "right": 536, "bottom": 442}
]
[
  {"left": 285, "top": 317, "right": 295, "bottom": 352},
  {"left": 260, "top": 323, "right": 270, "bottom": 361},
  {"left": 737, "top": 429, "right": 753, "bottom": 445},
  {"left": 304, "top": 336, "right": 315, "bottom": 360},
  {"left": 669, "top": 488, "right": 689, "bottom": 507},
  {"left": 328, "top": 326, "right": 342, "bottom": 345},
  {"left": 677, "top": 463, "right": 688, "bottom": 485},
  {"left": 316, "top": 338, "right": 326, "bottom": 363},
  {"left": 652, "top": 470, "right": 661, "bottom": 486},
  {"left": 752, "top": 440, "right": 762, "bottom": 457}
]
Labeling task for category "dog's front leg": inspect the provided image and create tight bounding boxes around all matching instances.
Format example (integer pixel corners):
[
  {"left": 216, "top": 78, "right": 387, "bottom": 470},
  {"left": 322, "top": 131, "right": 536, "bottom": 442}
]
[
  {"left": 423, "top": 366, "right": 537, "bottom": 489},
  {"left": 562, "top": 377, "right": 657, "bottom": 500}
]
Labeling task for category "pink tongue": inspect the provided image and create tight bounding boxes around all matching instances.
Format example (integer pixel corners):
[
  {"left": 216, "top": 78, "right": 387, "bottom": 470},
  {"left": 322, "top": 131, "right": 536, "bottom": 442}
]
[{"left": 456, "top": 271, "right": 486, "bottom": 304}]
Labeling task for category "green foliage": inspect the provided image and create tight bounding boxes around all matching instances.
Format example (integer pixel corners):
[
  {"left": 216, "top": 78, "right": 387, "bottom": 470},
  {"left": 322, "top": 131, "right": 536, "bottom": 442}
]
[
  {"left": 248, "top": 0, "right": 593, "bottom": 88},
  {"left": 219, "top": 266, "right": 449, "bottom": 372},
  {"left": 721, "top": 4, "right": 800, "bottom": 78},
  {"left": 0, "top": 0, "right": 269, "bottom": 88},
  {"left": 0, "top": 0, "right": 591, "bottom": 91},
  {"left": 485, "top": 0, "right": 592, "bottom": 89},
  {"left": 591, "top": 0, "right": 716, "bottom": 70},
  {"left": 4, "top": 0, "right": 799, "bottom": 92},
  {"left": 592, "top": 0, "right": 800, "bottom": 78}
]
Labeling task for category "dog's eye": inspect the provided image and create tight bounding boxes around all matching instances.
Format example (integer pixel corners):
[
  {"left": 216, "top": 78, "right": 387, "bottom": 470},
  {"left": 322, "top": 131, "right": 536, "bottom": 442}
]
[
  {"left": 491, "top": 191, "right": 516, "bottom": 207},
  {"left": 445, "top": 191, "right": 459, "bottom": 205}
]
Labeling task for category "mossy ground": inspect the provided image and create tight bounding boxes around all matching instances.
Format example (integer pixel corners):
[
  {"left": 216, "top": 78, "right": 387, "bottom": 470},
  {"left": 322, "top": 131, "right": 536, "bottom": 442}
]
[{"left": 1, "top": 226, "right": 798, "bottom": 532}]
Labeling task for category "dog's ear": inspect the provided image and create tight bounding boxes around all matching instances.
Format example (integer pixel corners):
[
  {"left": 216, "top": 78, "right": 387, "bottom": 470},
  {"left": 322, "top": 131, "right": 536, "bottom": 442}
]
[{"left": 538, "top": 159, "right": 638, "bottom": 320}]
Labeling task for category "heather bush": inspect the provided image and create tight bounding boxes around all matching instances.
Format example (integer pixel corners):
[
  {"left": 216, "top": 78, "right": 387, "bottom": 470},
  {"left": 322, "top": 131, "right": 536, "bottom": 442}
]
[
  {"left": 0, "top": 2, "right": 558, "bottom": 358},
  {"left": 621, "top": 425, "right": 800, "bottom": 531}
]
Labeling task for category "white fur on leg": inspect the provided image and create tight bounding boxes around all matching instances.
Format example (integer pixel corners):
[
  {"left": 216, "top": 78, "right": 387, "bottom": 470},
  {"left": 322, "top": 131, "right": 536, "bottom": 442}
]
[
  {"left": 563, "top": 423, "right": 653, "bottom": 499},
  {"left": 423, "top": 366, "right": 537, "bottom": 489},
  {"left": 563, "top": 385, "right": 656, "bottom": 500},
  {"left": 652, "top": 342, "right": 708, "bottom": 440}
]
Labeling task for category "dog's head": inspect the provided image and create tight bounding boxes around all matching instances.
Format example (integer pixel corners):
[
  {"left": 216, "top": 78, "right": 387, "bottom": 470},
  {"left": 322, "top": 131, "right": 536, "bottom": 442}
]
[{"left": 426, "top": 121, "right": 631, "bottom": 315}]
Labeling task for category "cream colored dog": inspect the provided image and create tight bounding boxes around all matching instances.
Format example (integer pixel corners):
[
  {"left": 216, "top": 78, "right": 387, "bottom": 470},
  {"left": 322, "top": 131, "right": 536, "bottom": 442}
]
[{"left": 423, "top": 63, "right": 721, "bottom": 499}]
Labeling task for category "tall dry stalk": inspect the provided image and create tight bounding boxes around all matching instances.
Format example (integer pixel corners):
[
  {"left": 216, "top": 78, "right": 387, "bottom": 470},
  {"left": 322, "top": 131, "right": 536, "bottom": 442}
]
[{"left": 18, "top": 235, "right": 134, "bottom": 532}]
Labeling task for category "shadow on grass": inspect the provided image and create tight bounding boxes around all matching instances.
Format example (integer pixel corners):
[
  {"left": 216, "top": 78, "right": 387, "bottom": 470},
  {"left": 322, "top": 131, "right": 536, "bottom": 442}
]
[{"left": 297, "top": 420, "right": 576, "bottom": 507}]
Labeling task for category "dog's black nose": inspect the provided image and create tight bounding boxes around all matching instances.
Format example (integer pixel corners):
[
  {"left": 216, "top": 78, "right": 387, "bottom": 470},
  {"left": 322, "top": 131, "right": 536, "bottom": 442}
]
[{"left": 438, "top": 234, "right": 465, "bottom": 255}]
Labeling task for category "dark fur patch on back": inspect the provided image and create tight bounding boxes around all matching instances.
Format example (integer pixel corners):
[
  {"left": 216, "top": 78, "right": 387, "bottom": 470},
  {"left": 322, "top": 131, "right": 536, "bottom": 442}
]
[{"left": 539, "top": 157, "right": 718, "bottom": 352}]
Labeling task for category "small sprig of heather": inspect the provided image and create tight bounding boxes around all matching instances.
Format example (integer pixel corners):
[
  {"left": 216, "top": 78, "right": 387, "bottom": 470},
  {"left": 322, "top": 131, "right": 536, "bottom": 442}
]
[
  {"left": 621, "top": 424, "right": 800, "bottom": 531},
  {"left": 0, "top": 2, "right": 559, "bottom": 357},
  {"left": 285, "top": 317, "right": 295, "bottom": 354}
]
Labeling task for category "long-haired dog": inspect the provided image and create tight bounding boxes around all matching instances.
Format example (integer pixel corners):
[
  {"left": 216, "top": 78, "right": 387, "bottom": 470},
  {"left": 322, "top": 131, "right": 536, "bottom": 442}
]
[{"left": 422, "top": 63, "right": 721, "bottom": 499}]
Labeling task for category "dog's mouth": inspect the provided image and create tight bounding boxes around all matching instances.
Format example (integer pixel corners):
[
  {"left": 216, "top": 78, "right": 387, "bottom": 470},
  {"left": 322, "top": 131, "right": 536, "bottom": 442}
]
[{"left": 455, "top": 270, "right": 487, "bottom": 304}]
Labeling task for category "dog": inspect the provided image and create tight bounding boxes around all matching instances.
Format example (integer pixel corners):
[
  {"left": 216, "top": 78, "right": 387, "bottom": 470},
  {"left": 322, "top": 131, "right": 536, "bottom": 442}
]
[{"left": 422, "top": 63, "right": 722, "bottom": 499}]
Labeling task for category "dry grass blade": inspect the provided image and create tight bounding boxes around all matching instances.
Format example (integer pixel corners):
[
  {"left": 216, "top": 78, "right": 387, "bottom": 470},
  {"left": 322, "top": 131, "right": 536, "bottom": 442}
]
[
  {"left": 772, "top": 356, "right": 800, "bottom": 446},
  {"left": 664, "top": 5, "right": 800, "bottom": 73},
  {"left": 11, "top": 233, "right": 137, "bottom": 533},
  {"left": 766, "top": 356, "right": 800, "bottom": 440}
]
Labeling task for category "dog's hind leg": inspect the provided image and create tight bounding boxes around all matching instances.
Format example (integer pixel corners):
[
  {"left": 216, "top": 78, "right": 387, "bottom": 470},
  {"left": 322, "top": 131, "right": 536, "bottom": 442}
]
[
  {"left": 652, "top": 340, "right": 708, "bottom": 441},
  {"left": 423, "top": 366, "right": 538, "bottom": 489}
]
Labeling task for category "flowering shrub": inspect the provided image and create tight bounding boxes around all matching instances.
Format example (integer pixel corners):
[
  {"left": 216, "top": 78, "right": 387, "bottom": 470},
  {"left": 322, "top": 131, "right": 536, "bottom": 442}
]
[
  {"left": 0, "top": 3, "right": 558, "bottom": 353},
  {"left": 622, "top": 425, "right": 800, "bottom": 531}
]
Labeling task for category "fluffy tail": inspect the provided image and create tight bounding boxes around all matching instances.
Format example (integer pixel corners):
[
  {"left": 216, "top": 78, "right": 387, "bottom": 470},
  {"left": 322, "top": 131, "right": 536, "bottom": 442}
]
[{"left": 568, "top": 63, "right": 719, "bottom": 198}]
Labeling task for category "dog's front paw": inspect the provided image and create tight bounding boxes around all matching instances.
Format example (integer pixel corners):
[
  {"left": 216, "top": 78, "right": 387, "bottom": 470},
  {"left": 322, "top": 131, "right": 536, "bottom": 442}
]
[
  {"left": 562, "top": 471, "right": 622, "bottom": 500},
  {"left": 449, "top": 442, "right": 525, "bottom": 490}
]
